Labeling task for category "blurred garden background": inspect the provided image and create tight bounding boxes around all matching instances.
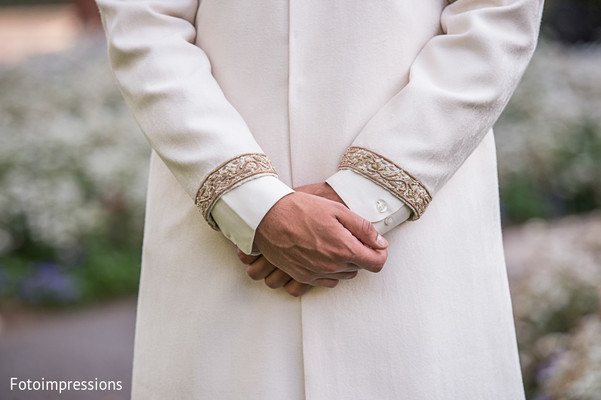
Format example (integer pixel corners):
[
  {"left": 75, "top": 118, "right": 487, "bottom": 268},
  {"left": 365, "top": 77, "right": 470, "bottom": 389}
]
[{"left": 0, "top": 0, "right": 600, "bottom": 399}]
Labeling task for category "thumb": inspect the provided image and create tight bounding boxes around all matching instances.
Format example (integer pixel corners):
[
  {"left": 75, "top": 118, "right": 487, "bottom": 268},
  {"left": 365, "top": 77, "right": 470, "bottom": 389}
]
[{"left": 336, "top": 209, "right": 388, "bottom": 250}]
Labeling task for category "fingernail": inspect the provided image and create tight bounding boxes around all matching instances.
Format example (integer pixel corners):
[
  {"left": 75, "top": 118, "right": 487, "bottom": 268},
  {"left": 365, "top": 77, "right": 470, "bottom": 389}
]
[{"left": 376, "top": 234, "right": 388, "bottom": 247}]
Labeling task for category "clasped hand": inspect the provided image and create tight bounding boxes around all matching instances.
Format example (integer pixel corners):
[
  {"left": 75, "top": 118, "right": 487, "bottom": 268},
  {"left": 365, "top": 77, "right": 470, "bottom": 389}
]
[{"left": 236, "top": 183, "right": 388, "bottom": 297}]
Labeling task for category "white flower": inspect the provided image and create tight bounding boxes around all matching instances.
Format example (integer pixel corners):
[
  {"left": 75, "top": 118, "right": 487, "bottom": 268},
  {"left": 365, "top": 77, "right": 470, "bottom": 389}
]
[{"left": 0, "top": 37, "right": 149, "bottom": 252}]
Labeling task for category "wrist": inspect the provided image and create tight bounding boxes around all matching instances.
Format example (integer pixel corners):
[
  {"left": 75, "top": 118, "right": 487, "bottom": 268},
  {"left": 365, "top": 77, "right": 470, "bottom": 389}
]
[{"left": 321, "top": 183, "right": 346, "bottom": 205}]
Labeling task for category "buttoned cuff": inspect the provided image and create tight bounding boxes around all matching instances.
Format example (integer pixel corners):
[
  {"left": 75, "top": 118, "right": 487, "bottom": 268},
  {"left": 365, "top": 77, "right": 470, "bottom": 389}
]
[
  {"left": 326, "top": 170, "right": 411, "bottom": 234},
  {"left": 210, "top": 176, "right": 294, "bottom": 255}
]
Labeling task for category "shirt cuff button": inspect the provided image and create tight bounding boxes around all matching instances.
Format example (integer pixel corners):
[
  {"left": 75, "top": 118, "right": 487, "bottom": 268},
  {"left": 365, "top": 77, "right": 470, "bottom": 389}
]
[{"left": 376, "top": 199, "right": 388, "bottom": 213}]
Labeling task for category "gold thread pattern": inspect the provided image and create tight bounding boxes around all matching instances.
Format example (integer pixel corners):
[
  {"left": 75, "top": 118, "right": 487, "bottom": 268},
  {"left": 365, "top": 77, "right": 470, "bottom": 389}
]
[
  {"left": 338, "top": 147, "right": 432, "bottom": 220},
  {"left": 195, "top": 153, "right": 277, "bottom": 229}
]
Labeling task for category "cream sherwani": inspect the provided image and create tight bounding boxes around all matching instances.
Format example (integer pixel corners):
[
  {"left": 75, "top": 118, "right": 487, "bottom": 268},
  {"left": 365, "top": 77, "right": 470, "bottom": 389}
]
[{"left": 97, "top": 0, "right": 543, "bottom": 398}]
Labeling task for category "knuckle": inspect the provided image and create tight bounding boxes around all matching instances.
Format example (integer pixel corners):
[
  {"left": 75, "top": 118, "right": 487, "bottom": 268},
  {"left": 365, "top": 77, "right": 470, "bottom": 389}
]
[
  {"left": 315, "top": 279, "right": 337, "bottom": 288},
  {"left": 312, "top": 279, "right": 326, "bottom": 287},
  {"left": 324, "top": 262, "right": 345, "bottom": 274},
  {"left": 265, "top": 279, "right": 279, "bottom": 289},
  {"left": 237, "top": 249, "right": 252, "bottom": 264},
  {"left": 295, "top": 271, "right": 312, "bottom": 285},
  {"left": 361, "top": 219, "right": 373, "bottom": 236},
  {"left": 372, "top": 261, "right": 385, "bottom": 273},
  {"left": 286, "top": 286, "right": 302, "bottom": 297},
  {"left": 333, "top": 246, "right": 354, "bottom": 264},
  {"left": 345, "top": 251, "right": 359, "bottom": 266},
  {"left": 320, "top": 263, "right": 336, "bottom": 274},
  {"left": 246, "top": 267, "right": 262, "bottom": 280},
  {"left": 335, "top": 203, "right": 348, "bottom": 213}
]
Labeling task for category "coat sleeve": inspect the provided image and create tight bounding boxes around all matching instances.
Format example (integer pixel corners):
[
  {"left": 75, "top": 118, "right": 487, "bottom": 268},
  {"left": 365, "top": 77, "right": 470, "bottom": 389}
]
[
  {"left": 333, "top": 0, "right": 544, "bottom": 220},
  {"left": 96, "top": 0, "right": 292, "bottom": 230}
]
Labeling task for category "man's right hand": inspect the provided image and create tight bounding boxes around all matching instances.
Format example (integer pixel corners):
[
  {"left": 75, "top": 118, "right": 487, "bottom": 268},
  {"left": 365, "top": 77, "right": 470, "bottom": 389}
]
[{"left": 253, "top": 191, "right": 388, "bottom": 287}]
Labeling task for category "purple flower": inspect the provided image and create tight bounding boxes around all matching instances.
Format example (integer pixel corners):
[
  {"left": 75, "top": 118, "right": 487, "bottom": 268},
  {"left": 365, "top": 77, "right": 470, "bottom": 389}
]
[
  {"left": 20, "top": 262, "right": 80, "bottom": 305},
  {"left": 535, "top": 352, "right": 563, "bottom": 388}
]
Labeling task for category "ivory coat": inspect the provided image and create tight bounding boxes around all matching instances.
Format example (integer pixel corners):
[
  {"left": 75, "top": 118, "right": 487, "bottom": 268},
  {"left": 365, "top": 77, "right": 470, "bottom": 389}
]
[{"left": 97, "top": 0, "right": 543, "bottom": 398}]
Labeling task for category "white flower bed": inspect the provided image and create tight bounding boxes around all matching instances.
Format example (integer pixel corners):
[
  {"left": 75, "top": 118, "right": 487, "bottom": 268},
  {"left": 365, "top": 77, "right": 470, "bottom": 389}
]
[
  {"left": 505, "top": 213, "right": 601, "bottom": 399},
  {"left": 0, "top": 37, "right": 149, "bottom": 253}
]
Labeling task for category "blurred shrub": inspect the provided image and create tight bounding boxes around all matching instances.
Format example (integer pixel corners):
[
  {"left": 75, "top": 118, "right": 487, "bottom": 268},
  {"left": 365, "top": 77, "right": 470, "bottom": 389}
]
[
  {"left": 543, "top": 0, "right": 601, "bottom": 43},
  {"left": 0, "top": 38, "right": 149, "bottom": 306},
  {"left": 495, "top": 40, "right": 601, "bottom": 223},
  {"left": 507, "top": 216, "right": 601, "bottom": 399}
]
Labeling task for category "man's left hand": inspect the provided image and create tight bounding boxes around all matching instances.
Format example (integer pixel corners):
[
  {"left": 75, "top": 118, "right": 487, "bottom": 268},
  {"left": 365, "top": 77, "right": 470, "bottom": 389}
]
[{"left": 237, "top": 182, "right": 358, "bottom": 297}]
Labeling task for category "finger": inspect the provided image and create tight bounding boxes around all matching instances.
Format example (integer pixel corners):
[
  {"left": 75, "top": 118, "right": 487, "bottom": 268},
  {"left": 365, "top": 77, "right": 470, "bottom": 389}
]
[
  {"left": 311, "top": 278, "right": 339, "bottom": 288},
  {"left": 334, "top": 211, "right": 388, "bottom": 273},
  {"left": 337, "top": 210, "right": 388, "bottom": 250},
  {"left": 246, "top": 257, "right": 277, "bottom": 280},
  {"left": 284, "top": 280, "right": 312, "bottom": 297},
  {"left": 237, "top": 248, "right": 260, "bottom": 264},
  {"left": 264, "top": 269, "right": 293, "bottom": 289},
  {"left": 319, "top": 270, "right": 359, "bottom": 280},
  {"left": 347, "top": 243, "right": 388, "bottom": 274}
]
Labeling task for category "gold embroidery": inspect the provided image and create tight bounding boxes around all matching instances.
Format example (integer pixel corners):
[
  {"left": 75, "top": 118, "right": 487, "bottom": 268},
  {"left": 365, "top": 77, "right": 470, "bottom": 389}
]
[
  {"left": 195, "top": 153, "right": 277, "bottom": 229},
  {"left": 339, "top": 147, "right": 432, "bottom": 220}
]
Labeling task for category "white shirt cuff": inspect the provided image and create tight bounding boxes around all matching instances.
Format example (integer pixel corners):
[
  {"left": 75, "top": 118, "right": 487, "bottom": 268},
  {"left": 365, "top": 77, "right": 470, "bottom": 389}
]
[
  {"left": 210, "top": 176, "right": 294, "bottom": 255},
  {"left": 326, "top": 170, "right": 411, "bottom": 234}
]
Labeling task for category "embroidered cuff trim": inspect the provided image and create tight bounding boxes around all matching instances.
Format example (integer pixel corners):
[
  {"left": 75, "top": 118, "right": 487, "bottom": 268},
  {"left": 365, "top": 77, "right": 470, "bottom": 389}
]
[
  {"left": 195, "top": 153, "right": 277, "bottom": 229},
  {"left": 338, "top": 147, "right": 432, "bottom": 220}
]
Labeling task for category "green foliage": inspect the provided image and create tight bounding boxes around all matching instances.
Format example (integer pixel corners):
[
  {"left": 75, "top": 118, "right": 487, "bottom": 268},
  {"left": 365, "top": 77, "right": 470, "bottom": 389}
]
[
  {"left": 500, "top": 120, "right": 601, "bottom": 222},
  {"left": 0, "top": 38, "right": 148, "bottom": 308},
  {"left": 0, "top": 239, "right": 141, "bottom": 307},
  {"left": 501, "top": 175, "right": 550, "bottom": 221},
  {"left": 496, "top": 41, "right": 601, "bottom": 223},
  {"left": 0, "top": 203, "right": 142, "bottom": 307}
]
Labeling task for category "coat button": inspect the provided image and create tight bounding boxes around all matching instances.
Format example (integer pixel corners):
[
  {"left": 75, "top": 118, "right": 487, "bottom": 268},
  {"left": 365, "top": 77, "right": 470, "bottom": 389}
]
[
  {"left": 384, "top": 217, "right": 393, "bottom": 226},
  {"left": 376, "top": 199, "right": 388, "bottom": 213}
]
